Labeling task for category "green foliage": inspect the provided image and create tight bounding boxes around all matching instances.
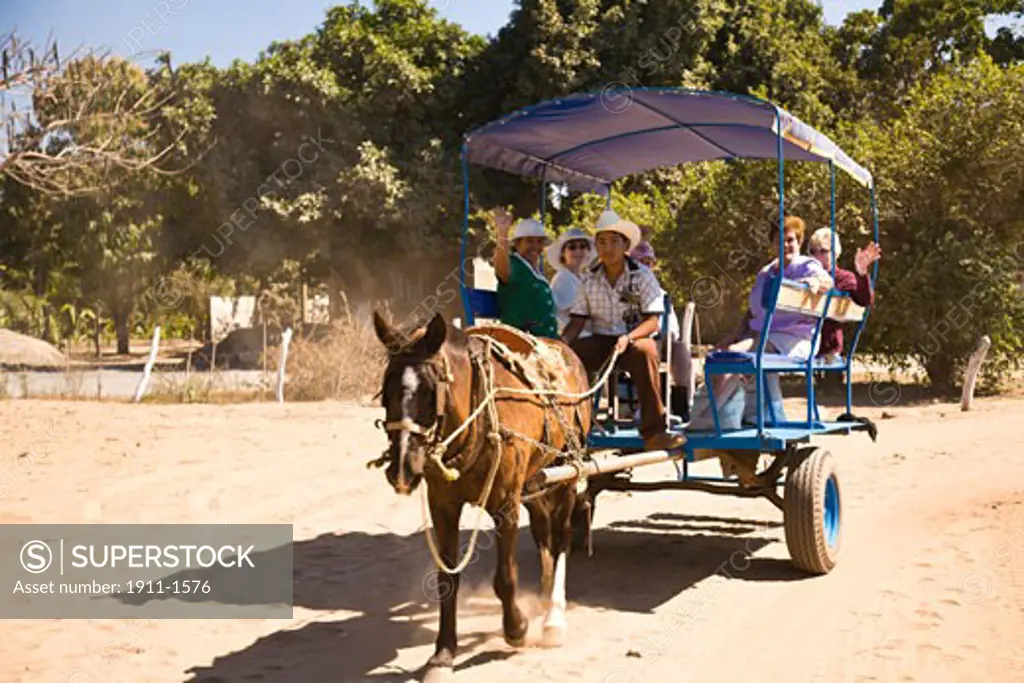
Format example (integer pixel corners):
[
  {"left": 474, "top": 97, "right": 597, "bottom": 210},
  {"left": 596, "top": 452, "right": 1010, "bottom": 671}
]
[
  {"left": 853, "top": 54, "right": 1024, "bottom": 391},
  {"left": 1, "top": 0, "right": 1022, "bottom": 391}
]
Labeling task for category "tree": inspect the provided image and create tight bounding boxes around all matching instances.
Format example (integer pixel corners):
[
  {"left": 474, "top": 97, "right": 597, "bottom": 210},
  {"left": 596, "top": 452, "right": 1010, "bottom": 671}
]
[
  {"left": 855, "top": 54, "right": 1024, "bottom": 392},
  {"left": 1, "top": 32, "right": 190, "bottom": 197},
  {"left": 833, "top": 0, "right": 1024, "bottom": 118}
]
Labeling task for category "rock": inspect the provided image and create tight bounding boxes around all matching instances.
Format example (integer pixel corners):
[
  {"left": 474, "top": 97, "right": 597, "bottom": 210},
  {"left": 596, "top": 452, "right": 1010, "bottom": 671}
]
[{"left": 0, "top": 329, "right": 66, "bottom": 369}]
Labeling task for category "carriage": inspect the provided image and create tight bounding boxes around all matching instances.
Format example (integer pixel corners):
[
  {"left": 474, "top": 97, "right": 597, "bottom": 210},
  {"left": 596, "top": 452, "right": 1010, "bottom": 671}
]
[{"left": 456, "top": 87, "right": 881, "bottom": 576}]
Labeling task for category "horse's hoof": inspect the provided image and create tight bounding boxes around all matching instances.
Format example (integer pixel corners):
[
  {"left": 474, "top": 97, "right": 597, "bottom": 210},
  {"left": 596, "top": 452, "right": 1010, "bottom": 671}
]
[
  {"left": 541, "top": 623, "right": 567, "bottom": 648},
  {"left": 423, "top": 665, "right": 454, "bottom": 683},
  {"left": 503, "top": 633, "right": 527, "bottom": 648},
  {"left": 503, "top": 617, "right": 528, "bottom": 648}
]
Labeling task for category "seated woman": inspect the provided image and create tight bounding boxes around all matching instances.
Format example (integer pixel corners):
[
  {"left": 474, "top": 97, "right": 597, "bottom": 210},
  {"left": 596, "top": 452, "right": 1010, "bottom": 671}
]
[
  {"left": 691, "top": 216, "right": 834, "bottom": 429},
  {"left": 691, "top": 216, "right": 834, "bottom": 485},
  {"left": 807, "top": 227, "right": 881, "bottom": 363},
  {"left": 630, "top": 239, "right": 689, "bottom": 419},
  {"left": 546, "top": 226, "right": 595, "bottom": 336},
  {"left": 630, "top": 240, "right": 680, "bottom": 342},
  {"left": 491, "top": 207, "right": 559, "bottom": 339},
  {"left": 718, "top": 216, "right": 834, "bottom": 360}
]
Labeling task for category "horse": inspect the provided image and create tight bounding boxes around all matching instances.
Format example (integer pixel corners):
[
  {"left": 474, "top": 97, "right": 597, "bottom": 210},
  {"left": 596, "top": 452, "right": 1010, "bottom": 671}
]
[{"left": 371, "top": 310, "right": 594, "bottom": 682}]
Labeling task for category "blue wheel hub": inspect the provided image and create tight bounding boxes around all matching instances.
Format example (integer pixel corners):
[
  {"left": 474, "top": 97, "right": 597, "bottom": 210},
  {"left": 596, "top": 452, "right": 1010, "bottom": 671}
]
[{"left": 823, "top": 474, "right": 840, "bottom": 549}]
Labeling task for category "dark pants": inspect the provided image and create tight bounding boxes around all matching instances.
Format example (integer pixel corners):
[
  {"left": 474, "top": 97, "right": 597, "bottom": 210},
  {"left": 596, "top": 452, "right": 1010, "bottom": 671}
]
[{"left": 570, "top": 335, "right": 666, "bottom": 439}]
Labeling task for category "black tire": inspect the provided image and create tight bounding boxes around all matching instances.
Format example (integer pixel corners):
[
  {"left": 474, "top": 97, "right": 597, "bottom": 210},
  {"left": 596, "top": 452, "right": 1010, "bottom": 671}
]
[{"left": 783, "top": 447, "right": 842, "bottom": 575}]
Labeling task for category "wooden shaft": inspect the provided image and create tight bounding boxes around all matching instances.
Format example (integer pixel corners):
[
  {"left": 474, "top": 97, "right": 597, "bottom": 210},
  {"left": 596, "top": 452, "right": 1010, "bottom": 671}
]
[{"left": 537, "top": 450, "right": 676, "bottom": 485}]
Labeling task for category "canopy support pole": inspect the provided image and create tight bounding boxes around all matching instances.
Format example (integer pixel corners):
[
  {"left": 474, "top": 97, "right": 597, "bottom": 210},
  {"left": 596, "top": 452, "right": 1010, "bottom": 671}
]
[
  {"left": 460, "top": 142, "right": 473, "bottom": 326},
  {"left": 870, "top": 185, "right": 880, "bottom": 284},
  {"left": 752, "top": 110, "right": 788, "bottom": 437},
  {"left": 830, "top": 160, "right": 837, "bottom": 281},
  {"left": 805, "top": 160, "right": 838, "bottom": 425},
  {"left": 845, "top": 183, "right": 880, "bottom": 416}
]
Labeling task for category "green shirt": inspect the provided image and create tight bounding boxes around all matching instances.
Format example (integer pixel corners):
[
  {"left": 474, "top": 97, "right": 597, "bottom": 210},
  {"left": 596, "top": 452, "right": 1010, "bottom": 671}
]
[{"left": 497, "top": 252, "right": 559, "bottom": 339}]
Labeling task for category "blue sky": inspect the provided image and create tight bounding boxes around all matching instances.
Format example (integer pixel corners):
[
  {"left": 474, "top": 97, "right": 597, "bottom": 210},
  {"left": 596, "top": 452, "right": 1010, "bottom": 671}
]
[{"left": 4, "top": 1, "right": 1017, "bottom": 69}]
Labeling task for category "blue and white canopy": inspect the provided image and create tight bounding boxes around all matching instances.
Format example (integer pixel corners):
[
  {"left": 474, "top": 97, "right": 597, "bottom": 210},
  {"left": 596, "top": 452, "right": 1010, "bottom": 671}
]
[{"left": 463, "top": 88, "right": 873, "bottom": 194}]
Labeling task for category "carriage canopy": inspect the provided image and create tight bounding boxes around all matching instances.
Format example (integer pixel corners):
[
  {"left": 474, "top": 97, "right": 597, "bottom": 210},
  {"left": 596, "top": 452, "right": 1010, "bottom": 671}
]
[{"left": 463, "top": 88, "right": 873, "bottom": 194}]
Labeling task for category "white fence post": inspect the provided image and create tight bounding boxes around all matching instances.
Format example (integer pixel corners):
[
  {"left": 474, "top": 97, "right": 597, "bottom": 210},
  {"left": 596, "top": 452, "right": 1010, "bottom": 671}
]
[
  {"left": 132, "top": 326, "right": 162, "bottom": 403},
  {"left": 276, "top": 327, "right": 293, "bottom": 404},
  {"left": 961, "top": 334, "right": 991, "bottom": 412}
]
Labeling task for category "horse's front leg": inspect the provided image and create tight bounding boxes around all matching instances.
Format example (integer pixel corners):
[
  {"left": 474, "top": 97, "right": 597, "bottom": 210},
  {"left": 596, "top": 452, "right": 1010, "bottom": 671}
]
[
  {"left": 525, "top": 498, "right": 555, "bottom": 613},
  {"left": 424, "top": 493, "right": 463, "bottom": 683},
  {"left": 492, "top": 499, "right": 528, "bottom": 647},
  {"left": 541, "top": 488, "right": 575, "bottom": 647}
]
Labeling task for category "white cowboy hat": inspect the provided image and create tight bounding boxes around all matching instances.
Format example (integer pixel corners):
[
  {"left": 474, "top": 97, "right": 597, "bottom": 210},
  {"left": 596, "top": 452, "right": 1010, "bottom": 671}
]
[
  {"left": 509, "top": 217, "right": 551, "bottom": 243},
  {"left": 545, "top": 226, "right": 596, "bottom": 271},
  {"left": 594, "top": 209, "right": 641, "bottom": 253}
]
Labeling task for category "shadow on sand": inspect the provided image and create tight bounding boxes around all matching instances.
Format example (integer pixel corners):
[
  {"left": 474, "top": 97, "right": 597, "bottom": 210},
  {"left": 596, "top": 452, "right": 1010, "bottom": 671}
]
[{"left": 114, "top": 512, "right": 809, "bottom": 682}]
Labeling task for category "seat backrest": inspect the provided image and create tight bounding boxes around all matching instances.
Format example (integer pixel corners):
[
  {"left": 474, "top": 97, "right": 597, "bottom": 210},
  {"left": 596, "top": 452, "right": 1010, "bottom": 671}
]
[
  {"left": 467, "top": 287, "right": 501, "bottom": 320},
  {"left": 659, "top": 292, "right": 672, "bottom": 338},
  {"left": 774, "top": 279, "right": 868, "bottom": 323}
]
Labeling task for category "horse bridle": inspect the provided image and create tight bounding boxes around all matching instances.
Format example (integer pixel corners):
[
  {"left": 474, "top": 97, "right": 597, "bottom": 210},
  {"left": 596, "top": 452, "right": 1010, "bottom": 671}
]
[
  {"left": 376, "top": 342, "right": 497, "bottom": 480},
  {"left": 382, "top": 352, "right": 455, "bottom": 448}
]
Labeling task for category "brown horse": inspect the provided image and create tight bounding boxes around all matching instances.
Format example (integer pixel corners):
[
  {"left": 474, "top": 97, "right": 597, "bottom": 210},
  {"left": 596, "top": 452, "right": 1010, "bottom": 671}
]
[{"left": 372, "top": 310, "right": 593, "bottom": 682}]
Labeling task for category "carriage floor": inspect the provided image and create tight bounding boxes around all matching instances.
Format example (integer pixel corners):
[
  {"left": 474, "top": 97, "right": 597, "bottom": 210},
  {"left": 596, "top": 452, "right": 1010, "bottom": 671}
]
[{"left": 588, "top": 420, "right": 868, "bottom": 457}]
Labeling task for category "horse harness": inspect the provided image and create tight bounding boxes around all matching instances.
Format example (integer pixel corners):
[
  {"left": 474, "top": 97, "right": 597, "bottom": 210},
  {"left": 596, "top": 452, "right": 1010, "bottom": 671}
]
[{"left": 372, "top": 336, "right": 589, "bottom": 485}]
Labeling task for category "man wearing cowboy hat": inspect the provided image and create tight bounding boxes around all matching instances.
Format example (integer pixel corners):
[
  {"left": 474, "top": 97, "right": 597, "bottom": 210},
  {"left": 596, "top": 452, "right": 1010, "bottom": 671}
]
[
  {"left": 561, "top": 210, "right": 687, "bottom": 452},
  {"left": 491, "top": 207, "right": 559, "bottom": 338}
]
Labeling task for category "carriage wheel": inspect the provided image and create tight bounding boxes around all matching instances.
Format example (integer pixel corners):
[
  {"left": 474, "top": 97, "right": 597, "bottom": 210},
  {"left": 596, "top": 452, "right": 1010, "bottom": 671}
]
[{"left": 783, "top": 446, "right": 841, "bottom": 575}]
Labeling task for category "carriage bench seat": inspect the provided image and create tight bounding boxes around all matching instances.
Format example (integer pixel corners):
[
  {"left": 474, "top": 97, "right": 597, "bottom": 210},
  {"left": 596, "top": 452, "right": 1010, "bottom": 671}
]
[
  {"left": 702, "top": 277, "right": 869, "bottom": 375},
  {"left": 704, "top": 350, "right": 848, "bottom": 374}
]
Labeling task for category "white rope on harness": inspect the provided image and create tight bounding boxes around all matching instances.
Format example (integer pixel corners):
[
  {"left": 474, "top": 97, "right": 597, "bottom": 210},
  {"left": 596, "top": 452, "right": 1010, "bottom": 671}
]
[
  {"left": 421, "top": 337, "right": 506, "bottom": 575},
  {"left": 419, "top": 338, "right": 624, "bottom": 576},
  {"left": 426, "top": 339, "right": 622, "bottom": 474}
]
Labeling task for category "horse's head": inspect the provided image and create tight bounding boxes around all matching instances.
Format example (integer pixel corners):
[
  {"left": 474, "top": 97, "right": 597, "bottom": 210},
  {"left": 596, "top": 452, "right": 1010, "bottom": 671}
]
[{"left": 373, "top": 310, "right": 451, "bottom": 495}]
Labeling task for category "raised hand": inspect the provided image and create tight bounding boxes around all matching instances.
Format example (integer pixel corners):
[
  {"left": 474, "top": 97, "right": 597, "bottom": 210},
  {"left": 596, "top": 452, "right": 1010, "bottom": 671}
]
[
  {"left": 855, "top": 242, "right": 882, "bottom": 275},
  {"left": 491, "top": 207, "right": 513, "bottom": 239}
]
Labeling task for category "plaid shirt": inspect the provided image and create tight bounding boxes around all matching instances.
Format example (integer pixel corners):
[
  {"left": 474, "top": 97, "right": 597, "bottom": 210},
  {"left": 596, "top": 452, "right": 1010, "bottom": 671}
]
[{"left": 570, "top": 257, "right": 665, "bottom": 336}]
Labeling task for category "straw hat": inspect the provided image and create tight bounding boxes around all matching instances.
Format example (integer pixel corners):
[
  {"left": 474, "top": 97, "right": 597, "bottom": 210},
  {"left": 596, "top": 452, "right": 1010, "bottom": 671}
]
[
  {"left": 594, "top": 210, "right": 641, "bottom": 252},
  {"left": 509, "top": 217, "right": 551, "bottom": 243},
  {"left": 545, "top": 226, "right": 596, "bottom": 271}
]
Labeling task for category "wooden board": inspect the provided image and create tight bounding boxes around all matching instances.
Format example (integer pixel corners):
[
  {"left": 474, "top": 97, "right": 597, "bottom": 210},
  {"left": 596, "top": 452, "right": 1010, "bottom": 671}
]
[{"left": 774, "top": 280, "right": 867, "bottom": 323}]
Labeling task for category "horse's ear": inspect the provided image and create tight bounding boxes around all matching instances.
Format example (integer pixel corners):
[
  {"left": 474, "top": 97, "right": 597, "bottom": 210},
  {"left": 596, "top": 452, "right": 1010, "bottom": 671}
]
[
  {"left": 373, "top": 310, "right": 402, "bottom": 353},
  {"left": 414, "top": 312, "right": 447, "bottom": 357}
]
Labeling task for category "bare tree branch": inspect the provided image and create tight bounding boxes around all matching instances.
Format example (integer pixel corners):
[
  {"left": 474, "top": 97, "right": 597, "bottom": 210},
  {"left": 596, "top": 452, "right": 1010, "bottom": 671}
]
[{"left": 1, "top": 31, "right": 204, "bottom": 197}]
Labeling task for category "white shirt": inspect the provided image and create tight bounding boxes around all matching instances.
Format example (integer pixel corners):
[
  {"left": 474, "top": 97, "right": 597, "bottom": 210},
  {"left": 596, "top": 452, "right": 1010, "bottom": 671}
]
[
  {"left": 550, "top": 268, "right": 587, "bottom": 335},
  {"left": 571, "top": 257, "right": 665, "bottom": 336}
]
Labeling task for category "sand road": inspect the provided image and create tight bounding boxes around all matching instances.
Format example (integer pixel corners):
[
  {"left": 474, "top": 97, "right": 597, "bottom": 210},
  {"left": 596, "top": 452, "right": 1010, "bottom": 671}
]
[{"left": 1, "top": 395, "right": 1022, "bottom": 682}]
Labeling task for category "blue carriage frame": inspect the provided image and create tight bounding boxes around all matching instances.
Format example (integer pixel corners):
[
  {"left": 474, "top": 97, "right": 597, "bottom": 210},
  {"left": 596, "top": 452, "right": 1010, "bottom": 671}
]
[
  {"left": 456, "top": 87, "right": 880, "bottom": 463},
  {"left": 454, "top": 88, "right": 880, "bottom": 573}
]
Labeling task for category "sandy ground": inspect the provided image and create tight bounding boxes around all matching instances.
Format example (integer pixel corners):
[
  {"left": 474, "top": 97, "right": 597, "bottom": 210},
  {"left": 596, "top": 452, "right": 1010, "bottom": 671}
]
[{"left": 1, "top": 394, "right": 1023, "bottom": 683}]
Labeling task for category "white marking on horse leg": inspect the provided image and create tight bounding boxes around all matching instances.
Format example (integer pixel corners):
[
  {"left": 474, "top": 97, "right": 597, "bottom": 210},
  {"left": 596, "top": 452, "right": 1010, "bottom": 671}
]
[{"left": 543, "top": 551, "right": 568, "bottom": 645}]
